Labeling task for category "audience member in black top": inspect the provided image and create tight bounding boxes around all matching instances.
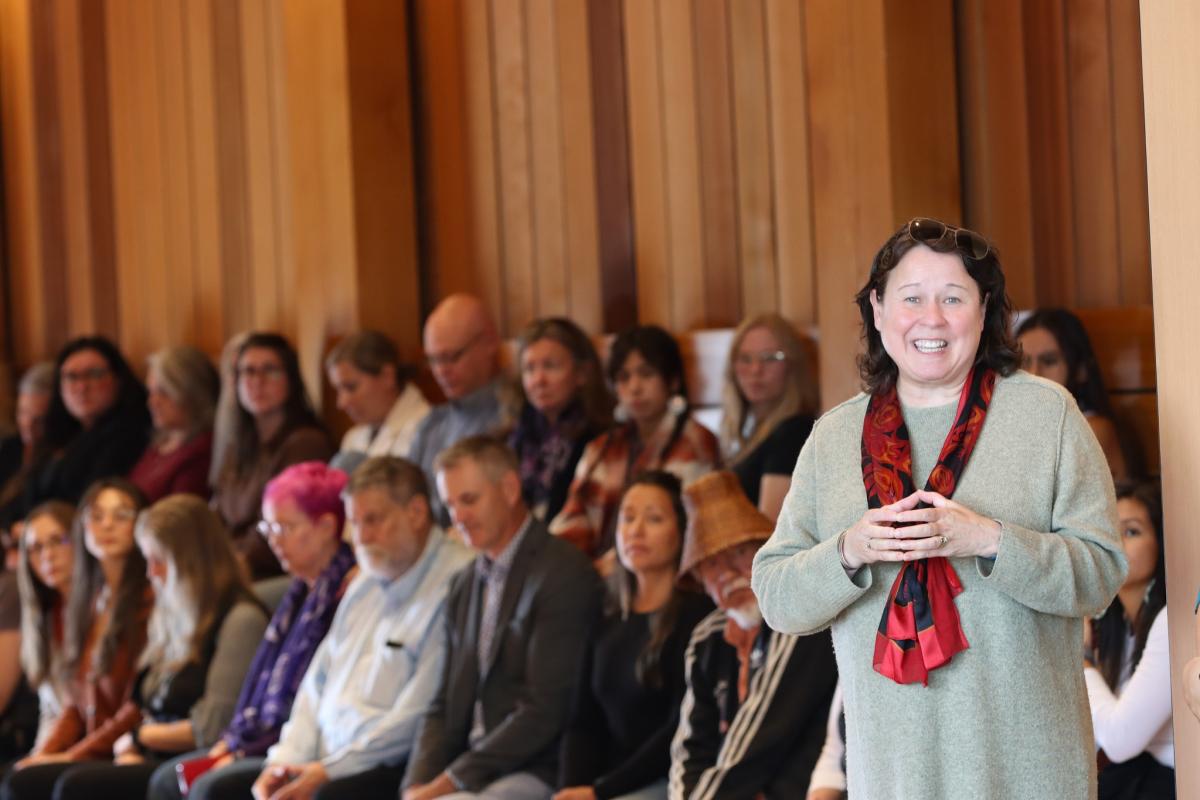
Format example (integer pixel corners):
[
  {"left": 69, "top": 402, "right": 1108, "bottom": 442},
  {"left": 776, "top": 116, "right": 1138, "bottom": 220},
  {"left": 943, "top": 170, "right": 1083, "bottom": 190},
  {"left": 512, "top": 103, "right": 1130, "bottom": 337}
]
[
  {"left": 1015, "top": 308, "right": 1139, "bottom": 482},
  {"left": 0, "top": 364, "right": 55, "bottom": 516},
  {"left": 507, "top": 318, "right": 613, "bottom": 522},
  {"left": 1, "top": 338, "right": 150, "bottom": 528},
  {"left": 719, "top": 314, "right": 817, "bottom": 520},
  {"left": 558, "top": 472, "right": 711, "bottom": 800}
]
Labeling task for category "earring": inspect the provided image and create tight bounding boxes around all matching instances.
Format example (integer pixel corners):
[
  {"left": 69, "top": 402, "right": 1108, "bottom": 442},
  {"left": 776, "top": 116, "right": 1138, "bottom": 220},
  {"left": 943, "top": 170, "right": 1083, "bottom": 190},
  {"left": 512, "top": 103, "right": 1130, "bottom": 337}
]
[{"left": 668, "top": 394, "right": 688, "bottom": 417}]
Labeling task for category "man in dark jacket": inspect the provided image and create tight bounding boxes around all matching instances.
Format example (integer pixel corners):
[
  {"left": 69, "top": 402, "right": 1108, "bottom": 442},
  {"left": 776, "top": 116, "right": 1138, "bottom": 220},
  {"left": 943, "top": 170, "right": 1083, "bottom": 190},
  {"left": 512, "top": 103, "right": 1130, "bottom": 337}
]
[
  {"left": 669, "top": 472, "right": 837, "bottom": 800},
  {"left": 403, "top": 436, "right": 601, "bottom": 800}
]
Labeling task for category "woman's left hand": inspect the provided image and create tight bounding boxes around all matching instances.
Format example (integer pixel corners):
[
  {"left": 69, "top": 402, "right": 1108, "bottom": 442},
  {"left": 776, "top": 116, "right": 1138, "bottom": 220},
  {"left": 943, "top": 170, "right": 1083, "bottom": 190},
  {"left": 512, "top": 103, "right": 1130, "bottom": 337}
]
[{"left": 885, "top": 490, "right": 1001, "bottom": 560}]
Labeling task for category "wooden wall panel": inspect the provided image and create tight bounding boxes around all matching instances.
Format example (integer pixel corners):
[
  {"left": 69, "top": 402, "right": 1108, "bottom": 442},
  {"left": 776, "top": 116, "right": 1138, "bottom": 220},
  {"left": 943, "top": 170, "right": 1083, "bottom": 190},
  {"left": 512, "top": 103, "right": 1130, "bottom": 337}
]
[
  {"left": 729, "top": 0, "right": 777, "bottom": 322},
  {"left": 557, "top": 0, "right": 604, "bottom": 335},
  {"left": 693, "top": 1, "right": 740, "bottom": 326},
  {"left": 1140, "top": 6, "right": 1199, "bottom": 797},
  {"left": 0, "top": 0, "right": 422, "bottom": 427},
  {"left": 623, "top": 0, "right": 671, "bottom": 329},
  {"left": 765, "top": 0, "right": 816, "bottom": 328},
  {"left": 959, "top": 0, "right": 1150, "bottom": 311},
  {"left": 956, "top": 0, "right": 1037, "bottom": 309},
  {"left": 0, "top": 0, "right": 1155, "bottom": 429}
]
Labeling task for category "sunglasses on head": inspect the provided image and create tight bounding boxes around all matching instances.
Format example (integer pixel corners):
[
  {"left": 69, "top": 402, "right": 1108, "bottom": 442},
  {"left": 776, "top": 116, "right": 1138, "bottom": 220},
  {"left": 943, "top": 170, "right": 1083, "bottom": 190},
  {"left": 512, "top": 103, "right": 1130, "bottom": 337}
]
[{"left": 906, "top": 217, "right": 990, "bottom": 260}]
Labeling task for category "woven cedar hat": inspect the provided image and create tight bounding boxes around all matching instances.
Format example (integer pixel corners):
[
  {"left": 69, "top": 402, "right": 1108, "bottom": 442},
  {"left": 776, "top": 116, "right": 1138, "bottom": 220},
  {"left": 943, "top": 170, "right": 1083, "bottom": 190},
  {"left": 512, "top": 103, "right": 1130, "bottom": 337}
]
[{"left": 679, "top": 471, "right": 775, "bottom": 578}]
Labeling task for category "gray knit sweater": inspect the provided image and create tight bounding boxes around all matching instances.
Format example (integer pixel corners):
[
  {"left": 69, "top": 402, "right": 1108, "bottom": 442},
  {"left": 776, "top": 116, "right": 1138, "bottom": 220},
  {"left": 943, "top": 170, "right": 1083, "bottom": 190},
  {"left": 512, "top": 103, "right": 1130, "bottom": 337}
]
[{"left": 752, "top": 372, "right": 1126, "bottom": 800}]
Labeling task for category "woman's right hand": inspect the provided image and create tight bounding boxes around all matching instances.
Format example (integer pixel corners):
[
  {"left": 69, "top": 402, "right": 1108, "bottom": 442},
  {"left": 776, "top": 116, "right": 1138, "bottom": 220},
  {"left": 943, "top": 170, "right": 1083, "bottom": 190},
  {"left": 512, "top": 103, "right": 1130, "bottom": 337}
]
[{"left": 839, "top": 494, "right": 924, "bottom": 570}]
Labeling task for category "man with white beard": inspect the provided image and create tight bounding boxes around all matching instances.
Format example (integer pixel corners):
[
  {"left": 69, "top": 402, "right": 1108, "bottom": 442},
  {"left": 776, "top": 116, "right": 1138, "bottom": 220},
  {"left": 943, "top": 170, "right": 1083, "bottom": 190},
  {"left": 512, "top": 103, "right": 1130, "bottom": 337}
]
[{"left": 669, "top": 472, "right": 837, "bottom": 800}]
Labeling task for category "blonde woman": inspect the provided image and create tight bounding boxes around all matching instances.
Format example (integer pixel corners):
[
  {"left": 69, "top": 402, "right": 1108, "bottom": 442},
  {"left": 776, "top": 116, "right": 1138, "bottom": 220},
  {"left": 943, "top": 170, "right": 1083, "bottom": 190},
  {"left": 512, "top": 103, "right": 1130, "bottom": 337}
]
[
  {"left": 16, "top": 501, "right": 77, "bottom": 750},
  {"left": 719, "top": 314, "right": 818, "bottom": 520},
  {"left": 9, "top": 495, "right": 268, "bottom": 799}
]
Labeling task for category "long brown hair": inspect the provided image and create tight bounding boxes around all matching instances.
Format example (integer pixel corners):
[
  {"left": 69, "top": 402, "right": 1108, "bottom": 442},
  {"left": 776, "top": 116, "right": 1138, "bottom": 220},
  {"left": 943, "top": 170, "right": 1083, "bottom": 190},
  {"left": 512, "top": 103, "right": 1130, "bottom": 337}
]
[
  {"left": 135, "top": 494, "right": 262, "bottom": 676},
  {"left": 719, "top": 313, "right": 818, "bottom": 464},
  {"left": 606, "top": 470, "right": 687, "bottom": 689},
  {"left": 62, "top": 479, "right": 150, "bottom": 682},
  {"left": 17, "top": 501, "right": 76, "bottom": 686}
]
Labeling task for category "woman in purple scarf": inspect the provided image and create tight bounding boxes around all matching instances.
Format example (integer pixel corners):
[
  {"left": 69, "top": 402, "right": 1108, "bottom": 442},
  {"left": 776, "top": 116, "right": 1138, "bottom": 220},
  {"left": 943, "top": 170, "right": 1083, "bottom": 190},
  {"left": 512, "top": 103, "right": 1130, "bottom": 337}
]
[{"left": 147, "top": 461, "right": 356, "bottom": 800}]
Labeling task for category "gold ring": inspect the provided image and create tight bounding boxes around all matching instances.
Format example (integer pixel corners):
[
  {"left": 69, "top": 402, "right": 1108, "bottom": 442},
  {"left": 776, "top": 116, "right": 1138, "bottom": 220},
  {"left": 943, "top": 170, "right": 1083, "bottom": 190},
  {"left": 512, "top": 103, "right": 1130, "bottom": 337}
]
[{"left": 939, "top": 535, "right": 948, "bottom": 548}]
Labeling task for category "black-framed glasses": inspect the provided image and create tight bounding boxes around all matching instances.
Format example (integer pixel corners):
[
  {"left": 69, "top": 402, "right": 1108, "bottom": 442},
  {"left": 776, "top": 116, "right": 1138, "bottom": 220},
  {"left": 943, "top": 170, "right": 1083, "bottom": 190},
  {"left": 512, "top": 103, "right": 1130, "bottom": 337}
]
[
  {"left": 61, "top": 366, "right": 112, "bottom": 384},
  {"left": 906, "top": 217, "right": 990, "bottom": 260}
]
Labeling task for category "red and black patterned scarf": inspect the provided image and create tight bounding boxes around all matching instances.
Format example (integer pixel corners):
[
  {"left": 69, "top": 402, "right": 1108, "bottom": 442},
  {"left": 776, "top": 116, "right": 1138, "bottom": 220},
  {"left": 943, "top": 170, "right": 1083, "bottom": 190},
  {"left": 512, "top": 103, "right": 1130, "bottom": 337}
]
[{"left": 862, "top": 366, "right": 996, "bottom": 685}]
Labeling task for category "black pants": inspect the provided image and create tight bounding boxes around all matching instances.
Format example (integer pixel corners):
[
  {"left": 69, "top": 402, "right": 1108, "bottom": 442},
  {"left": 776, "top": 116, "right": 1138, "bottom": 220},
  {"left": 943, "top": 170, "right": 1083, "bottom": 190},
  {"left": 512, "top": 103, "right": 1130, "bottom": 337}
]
[
  {"left": 1, "top": 760, "right": 160, "bottom": 800},
  {"left": 1099, "top": 752, "right": 1176, "bottom": 800}
]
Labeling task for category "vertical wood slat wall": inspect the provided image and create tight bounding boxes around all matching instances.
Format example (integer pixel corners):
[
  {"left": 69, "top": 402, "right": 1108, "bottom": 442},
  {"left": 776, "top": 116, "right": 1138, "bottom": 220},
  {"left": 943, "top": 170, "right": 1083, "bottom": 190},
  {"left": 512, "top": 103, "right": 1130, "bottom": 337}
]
[
  {"left": 958, "top": 0, "right": 1151, "bottom": 312},
  {"left": 0, "top": 0, "right": 421, "bottom": 412},
  {"left": 1, "top": 0, "right": 1152, "bottom": 415}
]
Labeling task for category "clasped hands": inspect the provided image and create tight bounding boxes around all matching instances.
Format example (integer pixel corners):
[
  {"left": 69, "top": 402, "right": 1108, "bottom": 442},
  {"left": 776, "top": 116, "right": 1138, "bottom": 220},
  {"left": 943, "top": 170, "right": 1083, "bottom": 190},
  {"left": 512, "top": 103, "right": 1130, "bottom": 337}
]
[{"left": 840, "top": 490, "right": 1001, "bottom": 571}]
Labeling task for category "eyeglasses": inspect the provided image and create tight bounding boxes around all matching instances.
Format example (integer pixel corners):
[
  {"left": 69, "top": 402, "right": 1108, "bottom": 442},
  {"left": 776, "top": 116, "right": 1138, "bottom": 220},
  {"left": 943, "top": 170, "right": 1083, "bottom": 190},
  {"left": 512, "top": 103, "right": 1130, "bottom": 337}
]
[
  {"left": 61, "top": 367, "right": 112, "bottom": 384},
  {"left": 27, "top": 534, "right": 71, "bottom": 558},
  {"left": 425, "top": 332, "right": 483, "bottom": 369},
  {"left": 906, "top": 218, "right": 990, "bottom": 260},
  {"left": 236, "top": 363, "right": 285, "bottom": 381},
  {"left": 734, "top": 350, "right": 787, "bottom": 368},
  {"left": 256, "top": 519, "right": 306, "bottom": 538},
  {"left": 86, "top": 507, "right": 137, "bottom": 525}
]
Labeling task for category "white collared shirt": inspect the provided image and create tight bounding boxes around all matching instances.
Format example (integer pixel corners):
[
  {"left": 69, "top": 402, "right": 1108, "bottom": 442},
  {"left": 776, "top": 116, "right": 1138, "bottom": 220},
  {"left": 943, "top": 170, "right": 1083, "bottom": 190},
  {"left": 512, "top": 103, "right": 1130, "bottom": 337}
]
[
  {"left": 267, "top": 527, "right": 472, "bottom": 778},
  {"left": 338, "top": 383, "right": 431, "bottom": 459}
]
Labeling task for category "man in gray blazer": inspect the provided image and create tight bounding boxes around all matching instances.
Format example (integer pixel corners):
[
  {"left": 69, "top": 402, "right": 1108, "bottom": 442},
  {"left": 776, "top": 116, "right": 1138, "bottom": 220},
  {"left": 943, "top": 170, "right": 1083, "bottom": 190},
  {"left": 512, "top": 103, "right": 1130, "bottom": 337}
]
[{"left": 403, "top": 436, "right": 601, "bottom": 800}]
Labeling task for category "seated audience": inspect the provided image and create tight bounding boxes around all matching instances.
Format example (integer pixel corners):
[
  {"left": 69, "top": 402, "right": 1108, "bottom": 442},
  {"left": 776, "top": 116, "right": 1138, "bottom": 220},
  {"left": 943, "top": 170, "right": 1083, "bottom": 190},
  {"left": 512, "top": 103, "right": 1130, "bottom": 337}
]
[
  {"left": 669, "top": 472, "right": 836, "bottom": 800},
  {"left": 403, "top": 436, "right": 601, "bottom": 800},
  {"left": 805, "top": 683, "right": 845, "bottom": 800},
  {"left": 212, "top": 333, "right": 334, "bottom": 579},
  {"left": 408, "top": 295, "right": 505, "bottom": 524},
  {"left": 557, "top": 472, "right": 711, "bottom": 800},
  {"left": 719, "top": 314, "right": 817, "bottom": 520},
  {"left": 327, "top": 330, "right": 431, "bottom": 470},
  {"left": 1, "top": 338, "right": 151, "bottom": 527},
  {"left": 0, "top": 363, "right": 54, "bottom": 512},
  {"left": 145, "top": 461, "right": 357, "bottom": 800},
  {"left": 3, "top": 480, "right": 152, "bottom": 798},
  {"left": 8, "top": 495, "right": 269, "bottom": 798},
  {"left": 1085, "top": 481, "right": 1174, "bottom": 798},
  {"left": 16, "top": 502, "right": 77, "bottom": 752},
  {"left": 1016, "top": 309, "right": 1137, "bottom": 481},
  {"left": 550, "top": 325, "right": 719, "bottom": 560},
  {"left": 129, "top": 346, "right": 220, "bottom": 502},
  {"left": 507, "top": 318, "right": 612, "bottom": 521},
  {"left": 246, "top": 457, "right": 471, "bottom": 800}
]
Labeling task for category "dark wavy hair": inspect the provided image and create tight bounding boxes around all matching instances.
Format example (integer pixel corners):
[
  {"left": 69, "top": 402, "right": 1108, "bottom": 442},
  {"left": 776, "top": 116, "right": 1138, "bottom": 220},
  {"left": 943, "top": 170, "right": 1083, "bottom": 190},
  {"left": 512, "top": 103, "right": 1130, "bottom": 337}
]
[
  {"left": 1014, "top": 309, "right": 1113, "bottom": 417},
  {"left": 43, "top": 336, "right": 148, "bottom": 453},
  {"left": 227, "top": 333, "right": 325, "bottom": 478},
  {"left": 854, "top": 220, "right": 1021, "bottom": 395},
  {"left": 1092, "top": 480, "right": 1166, "bottom": 691},
  {"left": 606, "top": 470, "right": 687, "bottom": 689}
]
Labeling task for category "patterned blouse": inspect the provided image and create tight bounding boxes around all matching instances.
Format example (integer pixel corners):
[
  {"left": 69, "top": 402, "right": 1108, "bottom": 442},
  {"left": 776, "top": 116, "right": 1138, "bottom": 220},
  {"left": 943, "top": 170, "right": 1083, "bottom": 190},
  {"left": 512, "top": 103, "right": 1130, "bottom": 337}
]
[{"left": 548, "top": 413, "right": 719, "bottom": 557}]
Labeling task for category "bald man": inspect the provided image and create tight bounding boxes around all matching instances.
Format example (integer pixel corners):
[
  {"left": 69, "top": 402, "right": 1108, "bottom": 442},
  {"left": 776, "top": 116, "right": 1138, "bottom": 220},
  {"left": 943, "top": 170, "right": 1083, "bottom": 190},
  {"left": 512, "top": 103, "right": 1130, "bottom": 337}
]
[{"left": 408, "top": 294, "right": 505, "bottom": 524}]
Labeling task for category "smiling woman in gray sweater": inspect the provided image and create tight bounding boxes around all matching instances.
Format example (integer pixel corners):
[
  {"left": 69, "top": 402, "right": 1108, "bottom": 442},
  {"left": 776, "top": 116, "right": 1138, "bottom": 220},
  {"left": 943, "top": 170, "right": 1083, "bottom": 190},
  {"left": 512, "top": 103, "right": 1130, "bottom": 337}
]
[{"left": 752, "top": 219, "right": 1126, "bottom": 800}]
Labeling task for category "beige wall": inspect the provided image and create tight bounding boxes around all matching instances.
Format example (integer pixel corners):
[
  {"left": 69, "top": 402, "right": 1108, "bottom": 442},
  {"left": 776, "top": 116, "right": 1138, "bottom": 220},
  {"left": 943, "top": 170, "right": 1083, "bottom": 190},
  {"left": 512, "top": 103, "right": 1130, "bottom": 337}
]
[{"left": 1140, "top": 2, "right": 1198, "bottom": 796}]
